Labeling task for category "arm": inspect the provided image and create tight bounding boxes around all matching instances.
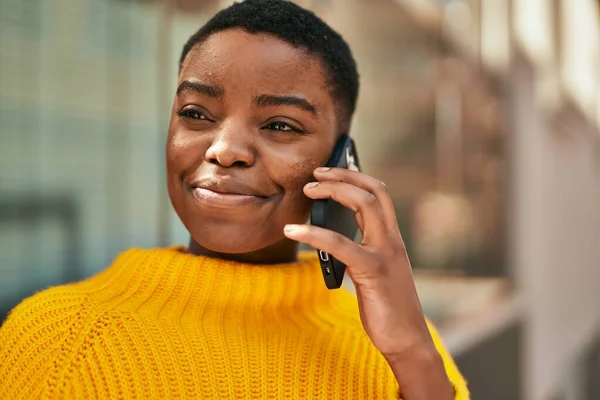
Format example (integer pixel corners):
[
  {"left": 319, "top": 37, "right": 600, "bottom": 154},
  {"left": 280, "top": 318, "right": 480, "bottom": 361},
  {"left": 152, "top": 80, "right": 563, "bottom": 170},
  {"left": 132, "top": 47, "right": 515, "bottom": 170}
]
[
  {"left": 284, "top": 166, "right": 469, "bottom": 400},
  {"left": 389, "top": 344, "right": 454, "bottom": 400},
  {"left": 391, "top": 320, "right": 470, "bottom": 399}
]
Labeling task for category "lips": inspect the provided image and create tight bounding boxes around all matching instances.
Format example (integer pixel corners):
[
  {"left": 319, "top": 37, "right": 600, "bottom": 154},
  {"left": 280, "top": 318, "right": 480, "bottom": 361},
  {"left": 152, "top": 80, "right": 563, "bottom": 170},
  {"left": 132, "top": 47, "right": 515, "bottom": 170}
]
[
  {"left": 190, "top": 178, "right": 269, "bottom": 198},
  {"left": 188, "top": 177, "right": 274, "bottom": 208}
]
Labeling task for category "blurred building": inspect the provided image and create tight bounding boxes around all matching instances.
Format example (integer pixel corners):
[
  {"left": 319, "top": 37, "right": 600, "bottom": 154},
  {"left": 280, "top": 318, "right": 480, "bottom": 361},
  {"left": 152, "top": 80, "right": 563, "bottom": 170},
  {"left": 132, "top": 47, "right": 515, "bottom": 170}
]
[{"left": 1, "top": 0, "right": 599, "bottom": 399}]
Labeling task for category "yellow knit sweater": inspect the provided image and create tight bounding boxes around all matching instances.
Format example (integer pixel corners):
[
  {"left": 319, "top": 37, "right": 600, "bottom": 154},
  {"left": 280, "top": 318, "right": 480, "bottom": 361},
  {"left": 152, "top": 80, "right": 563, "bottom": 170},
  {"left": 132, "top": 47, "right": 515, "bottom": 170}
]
[{"left": 0, "top": 247, "right": 468, "bottom": 399}]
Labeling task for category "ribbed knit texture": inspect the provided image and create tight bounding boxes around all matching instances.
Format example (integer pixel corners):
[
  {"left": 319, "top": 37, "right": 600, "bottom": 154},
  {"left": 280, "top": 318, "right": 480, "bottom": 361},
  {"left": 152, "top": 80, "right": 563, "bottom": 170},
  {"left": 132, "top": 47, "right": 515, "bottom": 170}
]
[{"left": 1, "top": 247, "right": 468, "bottom": 399}]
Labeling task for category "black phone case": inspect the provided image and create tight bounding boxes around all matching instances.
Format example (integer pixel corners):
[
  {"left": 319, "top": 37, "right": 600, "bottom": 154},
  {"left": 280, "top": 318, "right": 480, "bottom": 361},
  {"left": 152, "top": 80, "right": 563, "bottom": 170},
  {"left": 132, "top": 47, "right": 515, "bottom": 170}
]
[{"left": 310, "top": 136, "right": 360, "bottom": 289}]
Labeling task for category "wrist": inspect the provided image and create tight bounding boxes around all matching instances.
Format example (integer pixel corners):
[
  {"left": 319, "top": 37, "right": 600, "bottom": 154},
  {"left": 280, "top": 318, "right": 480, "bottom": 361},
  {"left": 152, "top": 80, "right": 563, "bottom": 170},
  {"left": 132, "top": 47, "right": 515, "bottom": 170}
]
[{"left": 387, "top": 344, "right": 454, "bottom": 400}]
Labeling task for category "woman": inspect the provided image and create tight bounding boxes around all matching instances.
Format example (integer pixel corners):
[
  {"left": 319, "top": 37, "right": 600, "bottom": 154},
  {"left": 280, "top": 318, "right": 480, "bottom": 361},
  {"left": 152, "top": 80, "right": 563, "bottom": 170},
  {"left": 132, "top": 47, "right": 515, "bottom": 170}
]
[{"left": 0, "top": 1, "right": 469, "bottom": 398}]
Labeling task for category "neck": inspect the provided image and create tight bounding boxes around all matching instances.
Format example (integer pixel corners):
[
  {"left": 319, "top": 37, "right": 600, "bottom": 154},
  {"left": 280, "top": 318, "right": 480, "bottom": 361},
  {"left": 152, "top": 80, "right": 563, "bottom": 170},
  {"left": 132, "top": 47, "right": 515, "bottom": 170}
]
[{"left": 187, "top": 237, "right": 300, "bottom": 265}]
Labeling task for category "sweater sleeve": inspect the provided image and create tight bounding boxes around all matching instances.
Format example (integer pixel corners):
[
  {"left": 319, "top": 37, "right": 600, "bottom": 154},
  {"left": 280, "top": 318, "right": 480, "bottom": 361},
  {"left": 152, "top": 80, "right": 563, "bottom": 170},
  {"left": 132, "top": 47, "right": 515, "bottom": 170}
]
[
  {"left": 0, "top": 286, "right": 88, "bottom": 400},
  {"left": 426, "top": 320, "right": 470, "bottom": 400}
]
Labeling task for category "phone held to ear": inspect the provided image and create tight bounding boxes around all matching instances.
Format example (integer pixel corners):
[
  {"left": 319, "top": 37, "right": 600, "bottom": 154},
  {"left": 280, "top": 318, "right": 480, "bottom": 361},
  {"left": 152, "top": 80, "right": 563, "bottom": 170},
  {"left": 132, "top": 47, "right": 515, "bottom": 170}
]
[{"left": 310, "top": 135, "right": 361, "bottom": 290}]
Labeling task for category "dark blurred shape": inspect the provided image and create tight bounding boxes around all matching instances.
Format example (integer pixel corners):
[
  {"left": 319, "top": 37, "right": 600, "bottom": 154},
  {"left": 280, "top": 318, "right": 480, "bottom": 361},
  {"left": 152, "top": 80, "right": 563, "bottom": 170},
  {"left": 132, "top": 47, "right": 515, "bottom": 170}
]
[
  {"left": 455, "top": 323, "right": 522, "bottom": 400},
  {"left": 0, "top": 192, "right": 81, "bottom": 320}
]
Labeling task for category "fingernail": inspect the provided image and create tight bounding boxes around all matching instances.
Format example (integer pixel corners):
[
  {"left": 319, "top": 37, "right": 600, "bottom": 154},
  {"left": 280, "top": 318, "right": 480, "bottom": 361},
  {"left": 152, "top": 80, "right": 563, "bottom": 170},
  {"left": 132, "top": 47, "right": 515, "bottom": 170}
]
[
  {"left": 315, "top": 167, "right": 330, "bottom": 172},
  {"left": 348, "top": 164, "right": 359, "bottom": 172},
  {"left": 305, "top": 182, "right": 319, "bottom": 189},
  {"left": 284, "top": 224, "right": 299, "bottom": 234}
]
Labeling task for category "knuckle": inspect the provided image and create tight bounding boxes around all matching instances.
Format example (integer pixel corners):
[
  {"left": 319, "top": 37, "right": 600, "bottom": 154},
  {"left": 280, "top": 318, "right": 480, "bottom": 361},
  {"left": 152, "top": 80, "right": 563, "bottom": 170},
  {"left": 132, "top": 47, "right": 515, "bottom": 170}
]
[
  {"left": 363, "top": 193, "right": 377, "bottom": 206},
  {"left": 386, "top": 232, "right": 406, "bottom": 251},
  {"left": 375, "top": 179, "right": 388, "bottom": 194},
  {"left": 327, "top": 184, "right": 340, "bottom": 198}
]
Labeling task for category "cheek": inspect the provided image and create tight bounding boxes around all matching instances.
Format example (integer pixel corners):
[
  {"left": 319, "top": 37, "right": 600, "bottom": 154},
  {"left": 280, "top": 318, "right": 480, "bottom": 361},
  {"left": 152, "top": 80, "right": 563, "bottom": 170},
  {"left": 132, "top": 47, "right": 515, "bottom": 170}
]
[
  {"left": 272, "top": 154, "right": 329, "bottom": 226},
  {"left": 166, "top": 130, "right": 204, "bottom": 175},
  {"left": 277, "top": 156, "right": 320, "bottom": 209},
  {"left": 270, "top": 139, "right": 333, "bottom": 199}
]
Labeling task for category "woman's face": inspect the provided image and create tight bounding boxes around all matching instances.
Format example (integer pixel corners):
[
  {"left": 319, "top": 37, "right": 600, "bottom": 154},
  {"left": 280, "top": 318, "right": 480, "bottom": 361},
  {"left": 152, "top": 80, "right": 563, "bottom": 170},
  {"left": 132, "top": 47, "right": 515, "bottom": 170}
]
[{"left": 167, "top": 29, "right": 339, "bottom": 260}]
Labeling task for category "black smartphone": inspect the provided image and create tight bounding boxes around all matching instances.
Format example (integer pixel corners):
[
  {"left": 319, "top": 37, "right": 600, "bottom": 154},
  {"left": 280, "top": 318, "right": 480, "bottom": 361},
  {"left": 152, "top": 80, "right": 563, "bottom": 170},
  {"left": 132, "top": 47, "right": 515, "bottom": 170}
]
[{"left": 310, "top": 135, "right": 361, "bottom": 289}]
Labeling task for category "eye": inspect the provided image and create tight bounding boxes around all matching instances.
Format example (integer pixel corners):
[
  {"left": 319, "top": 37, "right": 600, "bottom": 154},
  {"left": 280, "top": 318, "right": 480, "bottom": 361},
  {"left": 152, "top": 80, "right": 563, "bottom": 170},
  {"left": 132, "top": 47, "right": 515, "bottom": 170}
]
[
  {"left": 177, "top": 108, "right": 209, "bottom": 120},
  {"left": 263, "top": 121, "right": 302, "bottom": 134}
]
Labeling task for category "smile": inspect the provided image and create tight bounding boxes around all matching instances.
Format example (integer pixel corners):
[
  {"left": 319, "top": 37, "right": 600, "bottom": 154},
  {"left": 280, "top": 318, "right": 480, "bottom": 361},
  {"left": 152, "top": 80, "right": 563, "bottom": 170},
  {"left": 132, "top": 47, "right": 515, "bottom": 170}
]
[
  {"left": 187, "top": 177, "right": 274, "bottom": 209},
  {"left": 192, "top": 187, "right": 268, "bottom": 207}
]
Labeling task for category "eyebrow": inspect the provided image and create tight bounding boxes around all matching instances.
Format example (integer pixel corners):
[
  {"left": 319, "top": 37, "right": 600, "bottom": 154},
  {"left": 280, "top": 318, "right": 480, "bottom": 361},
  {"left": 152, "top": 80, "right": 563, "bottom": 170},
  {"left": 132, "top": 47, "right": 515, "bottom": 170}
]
[
  {"left": 255, "top": 94, "right": 318, "bottom": 116},
  {"left": 176, "top": 80, "right": 224, "bottom": 98}
]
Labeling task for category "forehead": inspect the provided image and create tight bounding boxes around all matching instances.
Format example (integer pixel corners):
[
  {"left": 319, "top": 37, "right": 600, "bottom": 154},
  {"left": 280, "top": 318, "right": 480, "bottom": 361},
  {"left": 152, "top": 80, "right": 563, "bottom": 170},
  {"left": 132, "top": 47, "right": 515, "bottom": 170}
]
[{"left": 179, "top": 29, "right": 333, "bottom": 104}]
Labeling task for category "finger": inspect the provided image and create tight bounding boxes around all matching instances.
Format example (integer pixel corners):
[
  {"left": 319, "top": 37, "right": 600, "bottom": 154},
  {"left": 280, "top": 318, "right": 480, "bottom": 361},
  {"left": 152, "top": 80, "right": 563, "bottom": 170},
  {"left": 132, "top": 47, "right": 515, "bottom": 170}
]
[
  {"left": 348, "top": 164, "right": 364, "bottom": 230},
  {"left": 356, "top": 212, "right": 365, "bottom": 233},
  {"left": 314, "top": 167, "right": 400, "bottom": 233},
  {"left": 304, "top": 180, "right": 386, "bottom": 245},
  {"left": 283, "top": 223, "right": 372, "bottom": 270}
]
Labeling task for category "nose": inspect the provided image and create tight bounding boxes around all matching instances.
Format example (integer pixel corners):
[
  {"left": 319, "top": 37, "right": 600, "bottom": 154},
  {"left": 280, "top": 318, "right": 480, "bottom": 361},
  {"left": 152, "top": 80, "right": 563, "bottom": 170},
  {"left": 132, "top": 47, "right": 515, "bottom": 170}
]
[{"left": 205, "top": 122, "right": 256, "bottom": 168}]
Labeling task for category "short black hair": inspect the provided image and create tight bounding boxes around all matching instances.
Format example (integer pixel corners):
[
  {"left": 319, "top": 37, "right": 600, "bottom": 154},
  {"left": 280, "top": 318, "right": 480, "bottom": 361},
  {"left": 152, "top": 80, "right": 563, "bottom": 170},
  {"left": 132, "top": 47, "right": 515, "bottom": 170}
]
[{"left": 179, "top": 0, "right": 360, "bottom": 127}]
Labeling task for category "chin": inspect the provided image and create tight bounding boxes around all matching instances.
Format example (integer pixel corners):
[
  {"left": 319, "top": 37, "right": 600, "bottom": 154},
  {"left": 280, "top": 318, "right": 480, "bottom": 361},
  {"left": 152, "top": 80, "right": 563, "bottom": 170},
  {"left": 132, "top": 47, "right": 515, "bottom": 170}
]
[{"left": 188, "top": 223, "right": 281, "bottom": 254}]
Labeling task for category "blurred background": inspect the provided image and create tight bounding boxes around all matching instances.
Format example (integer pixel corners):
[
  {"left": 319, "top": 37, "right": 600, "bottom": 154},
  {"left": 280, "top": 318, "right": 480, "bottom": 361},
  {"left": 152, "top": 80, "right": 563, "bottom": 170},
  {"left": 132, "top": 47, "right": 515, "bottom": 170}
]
[{"left": 0, "top": 0, "right": 599, "bottom": 398}]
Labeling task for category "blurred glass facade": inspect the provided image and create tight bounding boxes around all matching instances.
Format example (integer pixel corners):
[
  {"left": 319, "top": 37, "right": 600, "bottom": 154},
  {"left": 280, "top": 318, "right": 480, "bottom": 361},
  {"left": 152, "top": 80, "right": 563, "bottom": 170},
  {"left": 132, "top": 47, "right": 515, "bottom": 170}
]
[{"left": 0, "top": 0, "right": 170, "bottom": 316}]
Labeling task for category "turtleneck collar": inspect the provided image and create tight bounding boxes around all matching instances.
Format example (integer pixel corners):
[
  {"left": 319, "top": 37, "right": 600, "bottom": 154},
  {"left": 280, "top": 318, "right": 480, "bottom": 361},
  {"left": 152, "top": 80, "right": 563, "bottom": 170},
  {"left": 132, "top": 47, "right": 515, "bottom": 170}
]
[{"left": 87, "top": 247, "right": 352, "bottom": 314}]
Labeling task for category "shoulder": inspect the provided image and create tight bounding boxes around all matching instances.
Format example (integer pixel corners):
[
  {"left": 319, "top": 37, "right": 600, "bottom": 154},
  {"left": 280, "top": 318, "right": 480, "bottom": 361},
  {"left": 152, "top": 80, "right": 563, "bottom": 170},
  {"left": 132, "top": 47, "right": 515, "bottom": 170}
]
[
  {"left": 0, "top": 246, "right": 140, "bottom": 356},
  {"left": 0, "top": 282, "right": 93, "bottom": 351},
  {"left": 0, "top": 247, "right": 162, "bottom": 398},
  {"left": 0, "top": 283, "right": 94, "bottom": 397}
]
